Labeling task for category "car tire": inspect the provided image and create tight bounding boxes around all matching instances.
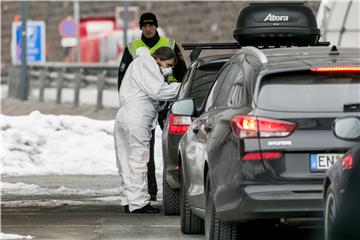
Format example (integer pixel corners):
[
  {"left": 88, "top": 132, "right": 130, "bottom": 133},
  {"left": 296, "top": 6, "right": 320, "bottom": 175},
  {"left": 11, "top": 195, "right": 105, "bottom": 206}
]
[
  {"left": 324, "top": 184, "right": 338, "bottom": 240},
  {"left": 163, "top": 175, "right": 179, "bottom": 215},
  {"left": 205, "top": 174, "right": 238, "bottom": 240},
  {"left": 180, "top": 172, "right": 204, "bottom": 234}
]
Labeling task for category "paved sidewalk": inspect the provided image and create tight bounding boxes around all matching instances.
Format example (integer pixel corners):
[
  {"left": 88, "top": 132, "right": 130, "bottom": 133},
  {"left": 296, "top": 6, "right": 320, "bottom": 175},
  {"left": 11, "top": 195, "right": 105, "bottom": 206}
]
[{"left": 1, "top": 98, "right": 117, "bottom": 120}]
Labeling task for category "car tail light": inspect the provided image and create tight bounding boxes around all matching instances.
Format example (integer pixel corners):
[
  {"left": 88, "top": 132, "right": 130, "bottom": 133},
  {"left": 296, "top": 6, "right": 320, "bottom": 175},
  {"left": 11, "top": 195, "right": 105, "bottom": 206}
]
[
  {"left": 340, "top": 153, "right": 353, "bottom": 170},
  {"left": 231, "top": 115, "right": 296, "bottom": 139},
  {"left": 311, "top": 66, "right": 360, "bottom": 72},
  {"left": 243, "top": 152, "right": 282, "bottom": 161},
  {"left": 168, "top": 114, "right": 192, "bottom": 135}
]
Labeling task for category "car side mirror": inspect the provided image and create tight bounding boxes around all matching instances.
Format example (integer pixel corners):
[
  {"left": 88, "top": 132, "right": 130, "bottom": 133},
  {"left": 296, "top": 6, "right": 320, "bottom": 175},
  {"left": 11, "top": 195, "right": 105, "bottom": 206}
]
[
  {"left": 333, "top": 117, "right": 360, "bottom": 141},
  {"left": 170, "top": 99, "right": 195, "bottom": 116}
]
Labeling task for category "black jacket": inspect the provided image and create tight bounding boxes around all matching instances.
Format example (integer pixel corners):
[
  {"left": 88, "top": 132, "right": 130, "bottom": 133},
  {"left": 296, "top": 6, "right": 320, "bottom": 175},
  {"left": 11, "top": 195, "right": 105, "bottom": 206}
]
[{"left": 117, "top": 32, "right": 187, "bottom": 90}]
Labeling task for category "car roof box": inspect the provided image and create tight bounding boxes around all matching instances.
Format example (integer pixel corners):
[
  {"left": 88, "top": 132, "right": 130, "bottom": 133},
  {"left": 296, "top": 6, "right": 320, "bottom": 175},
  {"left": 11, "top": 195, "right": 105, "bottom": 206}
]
[{"left": 233, "top": 2, "right": 321, "bottom": 47}]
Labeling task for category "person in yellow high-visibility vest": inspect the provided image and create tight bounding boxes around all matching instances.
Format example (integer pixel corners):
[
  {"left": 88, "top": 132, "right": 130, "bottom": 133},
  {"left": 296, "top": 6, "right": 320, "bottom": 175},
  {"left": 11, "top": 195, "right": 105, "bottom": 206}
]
[
  {"left": 117, "top": 12, "right": 187, "bottom": 202},
  {"left": 118, "top": 12, "right": 187, "bottom": 88}
]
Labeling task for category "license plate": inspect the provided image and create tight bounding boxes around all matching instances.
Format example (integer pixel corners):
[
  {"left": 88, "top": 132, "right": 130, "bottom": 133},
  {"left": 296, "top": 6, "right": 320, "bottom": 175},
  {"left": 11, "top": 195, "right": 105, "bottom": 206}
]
[{"left": 310, "top": 153, "right": 344, "bottom": 171}]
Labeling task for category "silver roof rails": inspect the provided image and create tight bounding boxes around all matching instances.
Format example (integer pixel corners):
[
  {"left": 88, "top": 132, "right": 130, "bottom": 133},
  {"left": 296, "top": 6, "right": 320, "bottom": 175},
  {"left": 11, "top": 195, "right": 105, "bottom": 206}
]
[
  {"left": 182, "top": 42, "right": 241, "bottom": 62},
  {"left": 239, "top": 46, "right": 268, "bottom": 64}
]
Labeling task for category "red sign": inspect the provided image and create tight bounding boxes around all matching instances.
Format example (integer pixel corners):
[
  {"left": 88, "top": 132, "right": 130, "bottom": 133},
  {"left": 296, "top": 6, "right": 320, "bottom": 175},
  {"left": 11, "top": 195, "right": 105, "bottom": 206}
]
[{"left": 59, "top": 17, "right": 78, "bottom": 38}]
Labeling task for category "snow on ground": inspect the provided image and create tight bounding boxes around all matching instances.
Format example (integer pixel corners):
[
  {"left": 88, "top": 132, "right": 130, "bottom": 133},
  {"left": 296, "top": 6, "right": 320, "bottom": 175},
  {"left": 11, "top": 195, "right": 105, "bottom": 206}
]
[
  {"left": 1, "top": 197, "right": 124, "bottom": 208},
  {"left": 1, "top": 110, "right": 163, "bottom": 176},
  {"left": 1, "top": 182, "right": 119, "bottom": 196},
  {"left": 2, "top": 111, "right": 117, "bottom": 175},
  {"left": 1, "top": 111, "right": 164, "bottom": 197},
  {"left": 0, "top": 233, "right": 33, "bottom": 240}
]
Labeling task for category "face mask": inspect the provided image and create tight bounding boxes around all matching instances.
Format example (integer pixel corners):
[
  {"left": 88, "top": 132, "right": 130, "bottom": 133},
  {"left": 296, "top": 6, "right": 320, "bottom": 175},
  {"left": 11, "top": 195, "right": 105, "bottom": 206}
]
[{"left": 160, "top": 67, "right": 173, "bottom": 77}]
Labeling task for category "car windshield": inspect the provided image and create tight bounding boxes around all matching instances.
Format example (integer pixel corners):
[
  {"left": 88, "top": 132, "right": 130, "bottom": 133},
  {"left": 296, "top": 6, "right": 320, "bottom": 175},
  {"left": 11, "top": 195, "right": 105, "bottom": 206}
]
[{"left": 257, "top": 72, "right": 360, "bottom": 112}]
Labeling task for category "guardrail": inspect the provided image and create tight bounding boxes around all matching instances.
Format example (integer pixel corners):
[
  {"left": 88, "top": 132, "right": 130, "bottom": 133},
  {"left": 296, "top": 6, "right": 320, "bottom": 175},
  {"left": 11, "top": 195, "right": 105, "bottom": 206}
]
[{"left": 8, "top": 63, "right": 119, "bottom": 109}]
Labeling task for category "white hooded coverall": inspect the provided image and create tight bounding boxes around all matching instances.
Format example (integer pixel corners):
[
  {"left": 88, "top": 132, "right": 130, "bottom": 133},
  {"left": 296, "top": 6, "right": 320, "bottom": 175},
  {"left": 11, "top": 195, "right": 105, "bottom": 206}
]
[{"left": 114, "top": 48, "right": 181, "bottom": 212}]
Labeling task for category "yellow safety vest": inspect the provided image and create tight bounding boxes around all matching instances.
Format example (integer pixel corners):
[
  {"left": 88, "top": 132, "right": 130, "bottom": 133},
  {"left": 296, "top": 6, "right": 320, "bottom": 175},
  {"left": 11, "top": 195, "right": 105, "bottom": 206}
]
[{"left": 127, "top": 37, "right": 176, "bottom": 59}]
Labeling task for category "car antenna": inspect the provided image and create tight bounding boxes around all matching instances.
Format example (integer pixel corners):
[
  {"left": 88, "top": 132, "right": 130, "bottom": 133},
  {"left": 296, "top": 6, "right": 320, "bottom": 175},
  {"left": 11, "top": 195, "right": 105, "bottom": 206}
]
[{"left": 329, "top": 45, "right": 340, "bottom": 56}]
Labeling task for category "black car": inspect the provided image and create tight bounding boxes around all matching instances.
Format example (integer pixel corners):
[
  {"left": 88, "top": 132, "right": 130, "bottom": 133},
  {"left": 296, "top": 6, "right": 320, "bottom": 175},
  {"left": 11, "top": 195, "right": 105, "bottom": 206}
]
[
  {"left": 172, "top": 45, "right": 360, "bottom": 239},
  {"left": 170, "top": 3, "right": 360, "bottom": 238},
  {"left": 162, "top": 55, "right": 230, "bottom": 215},
  {"left": 324, "top": 117, "right": 360, "bottom": 240}
]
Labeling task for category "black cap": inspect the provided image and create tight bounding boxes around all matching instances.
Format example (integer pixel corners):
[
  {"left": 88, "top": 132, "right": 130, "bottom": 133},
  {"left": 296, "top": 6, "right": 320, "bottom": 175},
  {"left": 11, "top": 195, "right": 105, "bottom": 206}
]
[{"left": 139, "top": 12, "right": 158, "bottom": 28}]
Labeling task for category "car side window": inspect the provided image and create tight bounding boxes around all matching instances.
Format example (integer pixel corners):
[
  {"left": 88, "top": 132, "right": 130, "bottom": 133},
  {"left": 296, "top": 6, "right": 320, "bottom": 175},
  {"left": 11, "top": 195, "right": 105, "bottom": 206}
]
[
  {"left": 177, "top": 62, "right": 196, "bottom": 100},
  {"left": 227, "top": 64, "right": 247, "bottom": 107},
  {"left": 213, "top": 63, "right": 242, "bottom": 108},
  {"left": 190, "top": 68, "right": 220, "bottom": 110},
  {"left": 240, "top": 55, "right": 262, "bottom": 105},
  {"left": 225, "top": 54, "right": 261, "bottom": 108},
  {"left": 204, "top": 64, "right": 231, "bottom": 111}
]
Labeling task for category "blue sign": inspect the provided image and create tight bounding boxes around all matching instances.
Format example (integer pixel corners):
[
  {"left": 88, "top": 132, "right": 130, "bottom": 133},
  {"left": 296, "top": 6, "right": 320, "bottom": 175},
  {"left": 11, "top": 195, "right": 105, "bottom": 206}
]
[
  {"left": 12, "top": 21, "right": 46, "bottom": 64},
  {"left": 59, "top": 18, "right": 78, "bottom": 37}
]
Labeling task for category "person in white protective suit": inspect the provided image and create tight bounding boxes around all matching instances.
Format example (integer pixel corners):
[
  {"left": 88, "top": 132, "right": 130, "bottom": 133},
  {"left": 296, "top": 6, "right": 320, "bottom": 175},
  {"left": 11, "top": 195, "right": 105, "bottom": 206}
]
[{"left": 114, "top": 46, "right": 181, "bottom": 213}]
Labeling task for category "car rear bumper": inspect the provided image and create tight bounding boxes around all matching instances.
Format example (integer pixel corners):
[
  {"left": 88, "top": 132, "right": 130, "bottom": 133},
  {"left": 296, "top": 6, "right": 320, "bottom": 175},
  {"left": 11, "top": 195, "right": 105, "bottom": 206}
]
[{"left": 215, "top": 184, "right": 323, "bottom": 222}]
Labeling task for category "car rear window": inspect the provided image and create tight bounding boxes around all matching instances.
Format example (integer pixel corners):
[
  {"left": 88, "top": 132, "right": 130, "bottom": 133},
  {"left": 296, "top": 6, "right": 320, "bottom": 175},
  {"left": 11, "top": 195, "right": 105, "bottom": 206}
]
[{"left": 257, "top": 72, "right": 360, "bottom": 112}]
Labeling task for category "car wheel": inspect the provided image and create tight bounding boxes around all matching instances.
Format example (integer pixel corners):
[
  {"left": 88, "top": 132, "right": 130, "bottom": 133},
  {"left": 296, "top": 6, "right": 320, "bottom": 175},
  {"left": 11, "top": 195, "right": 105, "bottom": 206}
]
[
  {"left": 180, "top": 172, "right": 204, "bottom": 234},
  {"left": 325, "top": 184, "right": 337, "bottom": 240},
  {"left": 205, "top": 174, "right": 238, "bottom": 240},
  {"left": 163, "top": 174, "right": 179, "bottom": 215}
]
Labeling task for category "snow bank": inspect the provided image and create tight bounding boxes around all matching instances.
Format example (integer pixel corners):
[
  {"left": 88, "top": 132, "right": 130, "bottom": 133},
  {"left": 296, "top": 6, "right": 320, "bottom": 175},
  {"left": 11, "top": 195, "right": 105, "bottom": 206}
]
[
  {"left": 0, "top": 233, "right": 33, "bottom": 240},
  {"left": 1, "top": 111, "right": 117, "bottom": 175},
  {"left": 1, "top": 111, "right": 164, "bottom": 178}
]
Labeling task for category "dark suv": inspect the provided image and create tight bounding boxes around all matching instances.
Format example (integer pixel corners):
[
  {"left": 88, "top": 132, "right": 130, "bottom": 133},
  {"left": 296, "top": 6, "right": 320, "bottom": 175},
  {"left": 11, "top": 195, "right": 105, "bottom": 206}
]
[
  {"left": 162, "top": 55, "right": 230, "bottom": 215},
  {"left": 172, "top": 46, "right": 360, "bottom": 238}
]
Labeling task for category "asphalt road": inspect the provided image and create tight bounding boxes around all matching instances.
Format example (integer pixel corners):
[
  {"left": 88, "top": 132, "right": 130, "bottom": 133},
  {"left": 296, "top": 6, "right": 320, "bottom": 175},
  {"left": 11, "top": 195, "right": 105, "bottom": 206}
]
[
  {"left": 1, "top": 204, "right": 203, "bottom": 240},
  {"left": 1, "top": 175, "right": 202, "bottom": 240},
  {"left": 1, "top": 175, "right": 325, "bottom": 240},
  {"left": 1, "top": 205, "right": 324, "bottom": 240}
]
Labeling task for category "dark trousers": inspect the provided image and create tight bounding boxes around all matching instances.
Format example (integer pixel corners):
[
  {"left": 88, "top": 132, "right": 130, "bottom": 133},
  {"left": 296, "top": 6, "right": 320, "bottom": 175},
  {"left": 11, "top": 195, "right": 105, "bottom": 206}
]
[
  {"left": 147, "top": 129, "right": 157, "bottom": 195},
  {"left": 147, "top": 109, "right": 168, "bottom": 195}
]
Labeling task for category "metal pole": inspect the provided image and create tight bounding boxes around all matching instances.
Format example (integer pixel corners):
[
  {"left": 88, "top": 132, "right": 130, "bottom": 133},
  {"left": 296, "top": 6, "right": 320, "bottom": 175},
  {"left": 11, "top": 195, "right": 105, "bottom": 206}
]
[
  {"left": 322, "top": 4, "right": 328, "bottom": 41},
  {"left": 74, "top": 0, "right": 80, "bottom": 62},
  {"left": 20, "top": 0, "right": 28, "bottom": 100},
  {"left": 123, "top": 1, "right": 129, "bottom": 48},
  {"left": 338, "top": 0, "right": 353, "bottom": 46}
]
